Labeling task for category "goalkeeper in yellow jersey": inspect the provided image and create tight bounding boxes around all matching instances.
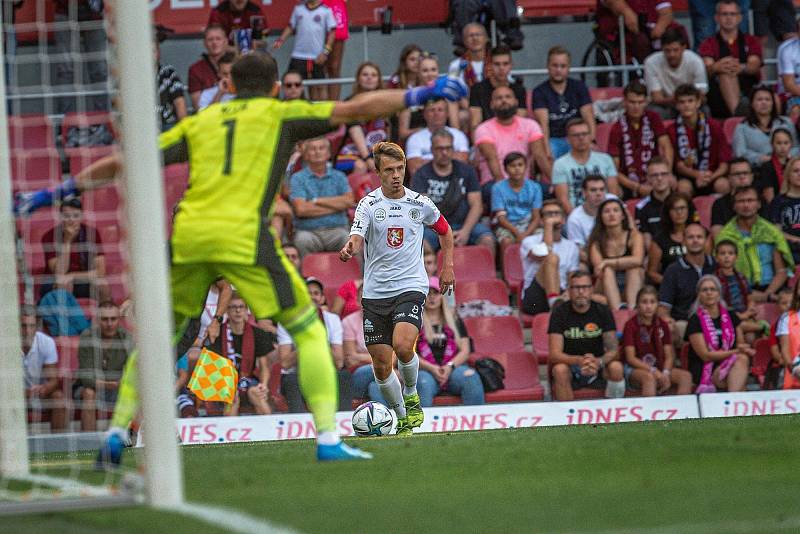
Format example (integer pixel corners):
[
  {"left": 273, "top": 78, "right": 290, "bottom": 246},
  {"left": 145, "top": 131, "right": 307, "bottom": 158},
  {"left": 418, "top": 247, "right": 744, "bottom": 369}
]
[{"left": 15, "top": 51, "right": 466, "bottom": 463}]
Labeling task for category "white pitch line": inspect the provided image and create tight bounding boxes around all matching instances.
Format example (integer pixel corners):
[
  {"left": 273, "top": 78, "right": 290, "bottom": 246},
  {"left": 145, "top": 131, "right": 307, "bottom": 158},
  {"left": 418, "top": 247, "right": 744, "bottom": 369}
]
[{"left": 173, "top": 501, "right": 301, "bottom": 534}]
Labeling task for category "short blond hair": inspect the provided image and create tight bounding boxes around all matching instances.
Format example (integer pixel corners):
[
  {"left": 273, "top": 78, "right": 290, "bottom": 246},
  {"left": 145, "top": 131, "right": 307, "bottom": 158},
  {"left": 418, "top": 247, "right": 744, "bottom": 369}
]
[
  {"left": 781, "top": 156, "right": 800, "bottom": 195},
  {"left": 372, "top": 141, "right": 406, "bottom": 171}
]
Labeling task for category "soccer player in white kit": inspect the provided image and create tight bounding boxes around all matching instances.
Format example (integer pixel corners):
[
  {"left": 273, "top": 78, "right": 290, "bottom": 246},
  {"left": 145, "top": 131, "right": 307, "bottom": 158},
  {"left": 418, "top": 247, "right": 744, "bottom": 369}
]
[{"left": 340, "top": 142, "right": 455, "bottom": 436}]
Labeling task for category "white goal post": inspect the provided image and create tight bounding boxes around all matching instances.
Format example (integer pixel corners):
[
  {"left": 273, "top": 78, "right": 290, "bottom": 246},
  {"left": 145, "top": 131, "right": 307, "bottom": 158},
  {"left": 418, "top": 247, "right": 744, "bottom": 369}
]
[{"left": 0, "top": 0, "right": 182, "bottom": 511}]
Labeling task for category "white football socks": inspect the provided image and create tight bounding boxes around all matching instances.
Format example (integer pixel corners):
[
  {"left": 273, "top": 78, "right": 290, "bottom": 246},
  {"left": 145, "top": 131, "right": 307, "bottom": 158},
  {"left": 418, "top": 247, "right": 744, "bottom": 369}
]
[
  {"left": 317, "top": 431, "right": 340, "bottom": 446},
  {"left": 605, "top": 379, "right": 626, "bottom": 399},
  {"left": 398, "top": 353, "right": 419, "bottom": 397},
  {"left": 376, "top": 371, "right": 406, "bottom": 418}
]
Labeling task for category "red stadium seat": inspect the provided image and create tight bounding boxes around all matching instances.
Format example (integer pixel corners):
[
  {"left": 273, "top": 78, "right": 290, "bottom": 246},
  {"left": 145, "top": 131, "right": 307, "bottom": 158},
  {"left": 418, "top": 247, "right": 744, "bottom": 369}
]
[
  {"left": 589, "top": 87, "right": 624, "bottom": 102},
  {"left": 463, "top": 315, "right": 524, "bottom": 354},
  {"left": 440, "top": 245, "right": 495, "bottom": 283},
  {"left": 594, "top": 122, "right": 614, "bottom": 153},
  {"left": 625, "top": 198, "right": 639, "bottom": 219},
  {"left": 68, "top": 146, "right": 116, "bottom": 175},
  {"left": 502, "top": 242, "right": 524, "bottom": 292},
  {"left": 82, "top": 184, "right": 122, "bottom": 214},
  {"left": 302, "top": 252, "right": 361, "bottom": 291},
  {"left": 530, "top": 312, "right": 550, "bottom": 364},
  {"left": 612, "top": 308, "right": 634, "bottom": 334},
  {"left": 722, "top": 116, "right": 744, "bottom": 145},
  {"left": 518, "top": 0, "right": 596, "bottom": 18},
  {"left": 347, "top": 172, "right": 379, "bottom": 201},
  {"left": 10, "top": 149, "right": 62, "bottom": 190},
  {"left": 693, "top": 194, "right": 717, "bottom": 230},
  {"left": 470, "top": 351, "right": 545, "bottom": 402},
  {"left": 755, "top": 303, "right": 782, "bottom": 326},
  {"left": 751, "top": 337, "right": 773, "bottom": 388},
  {"left": 268, "top": 362, "right": 289, "bottom": 413},
  {"left": 7, "top": 114, "right": 56, "bottom": 150},
  {"left": 455, "top": 279, "right": 509, "bottom": 306}
]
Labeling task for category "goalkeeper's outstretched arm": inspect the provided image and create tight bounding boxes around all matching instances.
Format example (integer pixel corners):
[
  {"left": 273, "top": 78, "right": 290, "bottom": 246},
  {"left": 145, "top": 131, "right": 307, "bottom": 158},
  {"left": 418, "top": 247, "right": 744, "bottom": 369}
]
[{"left": 13, "top": 150, "right": 123, "bottom": 216}]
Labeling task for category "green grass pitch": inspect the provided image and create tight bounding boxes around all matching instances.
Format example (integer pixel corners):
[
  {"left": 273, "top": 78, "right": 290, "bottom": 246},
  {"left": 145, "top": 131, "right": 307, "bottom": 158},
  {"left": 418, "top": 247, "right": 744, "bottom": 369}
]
[{"left": 6, "top": 415, "right": 800, "bottom": 533}]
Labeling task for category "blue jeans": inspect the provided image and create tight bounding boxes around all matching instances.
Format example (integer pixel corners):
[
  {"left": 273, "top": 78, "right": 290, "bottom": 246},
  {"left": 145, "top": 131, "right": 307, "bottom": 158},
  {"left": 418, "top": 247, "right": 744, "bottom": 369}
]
[
  {"left": 423, "top": 221, "right": 494, "bottom": 252},
  {"left": 689, "top": 0, "right": 750, "bottom": 49},
  {"left": 417, "top": 365, "right": 485, "bottom": 406},
  {"left": 549, "top": 137, "right": 570, "bottom": 160},
  {"left": 350, "top": 365, "right": 387, "bottom": 406}
]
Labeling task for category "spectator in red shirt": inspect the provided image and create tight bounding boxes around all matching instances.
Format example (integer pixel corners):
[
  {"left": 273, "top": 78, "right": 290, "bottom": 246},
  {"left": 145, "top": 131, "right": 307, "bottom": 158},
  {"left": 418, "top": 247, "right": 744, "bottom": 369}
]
[
  {"left": 766, "top": 287, "right": 794, "bottom": 388},
  {"left": 668, "top": 84, "right": 731, "bottom": 196},
  {"left": 608, "top": 81, "right": 673, "bottom": 199},
  {"left": 698, "top": 0, "right": 763, "bottom": 118},
  {"left": 187, "top": 24, "right": 230, "bottom": 110},
  {"left": 207, "top": 0, "right": 267, "bottom": 41},
  {"left": 623, "top": 286, "right": 692, "bottom": 396},
  {"left": 41, "top": 198, "right": 109, "bottom": 302}
]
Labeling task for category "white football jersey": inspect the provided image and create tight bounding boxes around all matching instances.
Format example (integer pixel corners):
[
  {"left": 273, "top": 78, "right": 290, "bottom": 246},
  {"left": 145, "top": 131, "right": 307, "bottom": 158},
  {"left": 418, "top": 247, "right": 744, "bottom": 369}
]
[{"left": 351, "top": 186, "right": 441, "bottom": 299}]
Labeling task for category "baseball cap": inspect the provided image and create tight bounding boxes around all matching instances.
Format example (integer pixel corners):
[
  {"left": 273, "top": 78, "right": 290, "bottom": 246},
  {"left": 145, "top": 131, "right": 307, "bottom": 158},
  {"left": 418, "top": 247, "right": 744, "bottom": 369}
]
[{"left": 428, "top": 276, "right": 440, "bottom": 292}]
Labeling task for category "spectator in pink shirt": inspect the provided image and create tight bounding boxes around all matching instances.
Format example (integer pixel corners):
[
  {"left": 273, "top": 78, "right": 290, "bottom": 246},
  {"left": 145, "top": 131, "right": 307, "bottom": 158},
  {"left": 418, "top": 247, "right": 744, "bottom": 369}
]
[{"left": 473, "top": 85, "right": 552, "bottom": 206}]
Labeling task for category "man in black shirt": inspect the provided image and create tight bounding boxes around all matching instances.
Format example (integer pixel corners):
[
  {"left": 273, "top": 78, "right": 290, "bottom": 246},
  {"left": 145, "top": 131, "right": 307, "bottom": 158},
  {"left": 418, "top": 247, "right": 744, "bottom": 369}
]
[
  {"left": 468, "top": 44, "right": 527, "bottom": 131},
  {"left": 548, "top": 271, "right": 625, "bottom": 401},
  {"left": 635, "top": 156, "right": 677, "bottom": 250},
  {"left": 710, "top": 157, "right": 755, "bottom": 238},
  {"left": 207, "top": 293, "right": 276, "bottom": 416},
  {"left": 658, "top": 223, "right": 715, "bottom": 347},
  {"left": 411, "top": 129, "right": 495, "bottom": 252}
]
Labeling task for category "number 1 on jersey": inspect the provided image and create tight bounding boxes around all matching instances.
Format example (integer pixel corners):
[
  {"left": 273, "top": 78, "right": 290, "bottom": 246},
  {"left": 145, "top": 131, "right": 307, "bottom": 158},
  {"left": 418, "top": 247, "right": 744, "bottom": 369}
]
[{"left": 223, "top": 119, "right": 236, "bottom": 175}]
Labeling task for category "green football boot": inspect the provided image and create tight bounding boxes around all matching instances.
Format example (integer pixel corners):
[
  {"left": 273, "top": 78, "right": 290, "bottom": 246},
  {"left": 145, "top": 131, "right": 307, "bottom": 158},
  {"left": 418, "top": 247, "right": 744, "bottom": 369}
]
[
  {"left": 395, "top": 416, "right": 414, "bottom": 437},
  {"left": 403, "top": 392, "right": 424, "bottom": 429}
]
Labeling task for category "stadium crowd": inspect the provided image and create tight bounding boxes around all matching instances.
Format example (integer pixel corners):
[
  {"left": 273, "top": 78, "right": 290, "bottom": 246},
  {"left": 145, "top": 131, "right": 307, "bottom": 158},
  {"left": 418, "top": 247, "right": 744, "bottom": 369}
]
[{"left": 13, "top": 0, "right": 800, "bottom": 429}]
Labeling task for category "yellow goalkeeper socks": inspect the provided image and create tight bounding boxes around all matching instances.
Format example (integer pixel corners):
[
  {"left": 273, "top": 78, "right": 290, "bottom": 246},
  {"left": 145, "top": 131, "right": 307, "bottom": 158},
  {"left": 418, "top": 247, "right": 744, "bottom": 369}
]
[{"left": 284, "top": 309, "right": 338, "bottom": 435}]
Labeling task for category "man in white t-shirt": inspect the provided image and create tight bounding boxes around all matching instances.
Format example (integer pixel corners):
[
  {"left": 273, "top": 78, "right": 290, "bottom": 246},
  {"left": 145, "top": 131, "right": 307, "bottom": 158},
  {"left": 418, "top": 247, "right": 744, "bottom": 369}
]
[
  {"left": 197, "top": 51, "right": 237, "bottom": 111},
  {"left": 273, "top": 0, "right": 337, "bottom": 101},
  {"left": 406, "top": 98, "right": 469, "bottom": 176},
  {"left": 644, "top": 27, "right": 708, "bottom": 119},
  {"left": 278, "top": 277, "right": 351, "bottom": 412},
  {"left": 566, "top": 174, "right": 615, "bottom": 258},
  {"left": 340, "top": 142, "right": 455, "bottom": 436},
  {"left": 20, "top": 306, "right": 66, "bottom": 431},
  {"left": 520, "top": 200, "right": 580, "bottom": 316}
]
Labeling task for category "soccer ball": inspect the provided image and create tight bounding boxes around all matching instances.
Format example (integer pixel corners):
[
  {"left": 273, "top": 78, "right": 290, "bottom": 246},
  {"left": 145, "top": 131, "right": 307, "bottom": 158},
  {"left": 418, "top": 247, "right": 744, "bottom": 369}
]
[{"left": 351, "top": 401, "right": 394, "bottom": 437}]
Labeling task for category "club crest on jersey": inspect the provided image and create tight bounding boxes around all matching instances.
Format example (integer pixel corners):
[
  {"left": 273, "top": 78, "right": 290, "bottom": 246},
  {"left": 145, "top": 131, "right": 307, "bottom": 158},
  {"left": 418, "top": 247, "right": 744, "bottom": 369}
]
[
  {"left": 387, "top": 227, "right": 404, "bottom": 248},
  {"left": 409, "top": 208, "right": 421, "bottom": 221}
]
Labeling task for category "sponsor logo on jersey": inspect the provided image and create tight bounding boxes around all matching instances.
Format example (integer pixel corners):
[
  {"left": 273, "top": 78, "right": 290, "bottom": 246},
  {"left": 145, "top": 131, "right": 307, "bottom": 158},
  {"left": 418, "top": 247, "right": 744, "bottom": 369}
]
[
  {"left": 406, "top": 197, "right": 425, "bottom": 206},
  {"left": 564, "top": 322, "right": 604, "bottom": 340},
  {"left": 375, "top": 208, "right": 386, "bottom": 222},
  {"left": 409, "top": 208, "right": 421, "bottom": 221},
  {"left": 389, "top": 206, "right": 401, "bottom": 210},
  {"left": 364, "top": 319, "right": 374, "bottom": 333},
  {"left": 387, "top": 227, "right": 404, "bottom": 248}
]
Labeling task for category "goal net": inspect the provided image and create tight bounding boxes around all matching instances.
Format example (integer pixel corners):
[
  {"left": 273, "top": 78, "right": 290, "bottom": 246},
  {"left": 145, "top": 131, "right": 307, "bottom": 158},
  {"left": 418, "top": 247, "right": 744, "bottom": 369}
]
[{"left": 1, "top": 0, "right": 181, "bottom": 512}]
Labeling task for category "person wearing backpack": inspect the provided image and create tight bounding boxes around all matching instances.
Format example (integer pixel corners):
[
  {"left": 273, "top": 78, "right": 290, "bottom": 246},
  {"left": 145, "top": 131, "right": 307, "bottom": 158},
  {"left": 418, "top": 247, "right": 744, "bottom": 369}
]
[{"left": 416, "top": 277, "right": 486, "bottom": 406}]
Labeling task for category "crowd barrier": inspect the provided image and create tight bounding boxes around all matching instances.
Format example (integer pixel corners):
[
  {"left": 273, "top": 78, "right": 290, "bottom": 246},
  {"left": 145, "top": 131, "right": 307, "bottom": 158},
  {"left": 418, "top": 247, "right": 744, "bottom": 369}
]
[{"left": 163, "top": 390, "right": 800, "bottom": 446}]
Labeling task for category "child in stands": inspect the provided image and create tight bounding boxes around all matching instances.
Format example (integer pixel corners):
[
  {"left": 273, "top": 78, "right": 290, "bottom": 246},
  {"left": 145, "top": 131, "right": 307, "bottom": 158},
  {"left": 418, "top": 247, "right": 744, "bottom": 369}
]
[
  {"left": 622, "top": 285, "right": 692, "bottom": 396},
  {"left": 714, "top": 239, "right": 765, "bottom": 342}
]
